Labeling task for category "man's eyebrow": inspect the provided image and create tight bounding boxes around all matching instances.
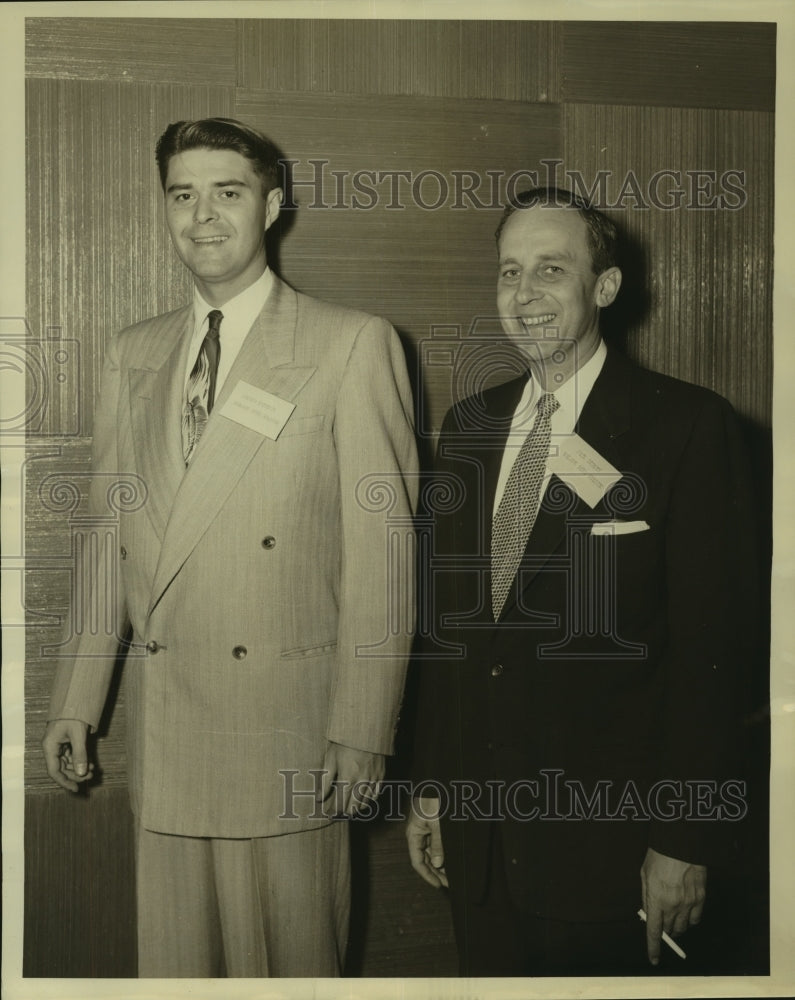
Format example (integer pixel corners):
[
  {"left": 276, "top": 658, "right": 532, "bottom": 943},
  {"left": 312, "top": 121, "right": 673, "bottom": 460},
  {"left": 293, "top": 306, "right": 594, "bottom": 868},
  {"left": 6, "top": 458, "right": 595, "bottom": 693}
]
[
  {"left": 498, "top": 250, "right": 576, "bottom": 265},
  {"left": 537, "top": 250, "right": 574, "bottom": 261},
  {"left": 165, "top": 179, "right": 250, "bottom": 194}
]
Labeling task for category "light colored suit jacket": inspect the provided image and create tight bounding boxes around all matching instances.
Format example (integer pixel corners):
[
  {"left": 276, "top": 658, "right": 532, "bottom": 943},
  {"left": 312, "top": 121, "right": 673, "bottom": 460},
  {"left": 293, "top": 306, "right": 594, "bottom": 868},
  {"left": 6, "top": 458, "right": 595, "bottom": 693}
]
[{"left": 50, "top": 276, "right": 419, "bottom": 837}]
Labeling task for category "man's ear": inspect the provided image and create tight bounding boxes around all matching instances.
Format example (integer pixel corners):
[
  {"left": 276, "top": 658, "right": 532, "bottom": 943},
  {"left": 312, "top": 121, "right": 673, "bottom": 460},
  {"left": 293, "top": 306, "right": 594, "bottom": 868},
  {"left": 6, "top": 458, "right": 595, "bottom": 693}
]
[
  {"left": 264, "top": 187, "right": 282, "bottom": 232},
  {"left": 595, "top": 267, "right": 622, "bottom": 307}
]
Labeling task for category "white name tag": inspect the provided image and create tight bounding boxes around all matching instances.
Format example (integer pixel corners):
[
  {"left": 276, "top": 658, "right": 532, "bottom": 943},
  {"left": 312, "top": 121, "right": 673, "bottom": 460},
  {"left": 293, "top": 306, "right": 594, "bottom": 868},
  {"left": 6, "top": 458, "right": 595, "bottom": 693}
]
[
  {"left": 218, "top": 381, "right": 296, "bottom": 440},
  {"left": 548, "top": 433, "right": 622, "bottom": 508}
]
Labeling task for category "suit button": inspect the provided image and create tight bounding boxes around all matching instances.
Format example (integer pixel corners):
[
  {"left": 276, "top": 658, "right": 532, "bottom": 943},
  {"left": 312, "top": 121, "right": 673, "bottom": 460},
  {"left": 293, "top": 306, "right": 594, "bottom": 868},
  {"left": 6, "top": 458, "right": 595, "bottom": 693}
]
[
  {"left": 491, "top": 664, "right": 503, "bottom": 677},
  {"left": 233, "top": 645, "right": 247, "bottom": 660},
  {"left": 261, "top": 536, "right": 276, "bottom": 549},
  {"left": 146, "top": 640, "right": 159, "bottom": 654},
  {"left": 120, "top": 546, "right": 127, "bottom": 560}
]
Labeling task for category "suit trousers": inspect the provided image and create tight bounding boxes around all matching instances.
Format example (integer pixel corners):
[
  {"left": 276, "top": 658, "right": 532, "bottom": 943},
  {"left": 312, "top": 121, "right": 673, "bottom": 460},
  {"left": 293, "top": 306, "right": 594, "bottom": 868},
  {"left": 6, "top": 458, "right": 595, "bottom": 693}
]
[
  {"left": 448, "top": 823, "right": 655, "bottom": 977},
  {"left": 135, "top": 820, "right": 351, "bottom": 977}
]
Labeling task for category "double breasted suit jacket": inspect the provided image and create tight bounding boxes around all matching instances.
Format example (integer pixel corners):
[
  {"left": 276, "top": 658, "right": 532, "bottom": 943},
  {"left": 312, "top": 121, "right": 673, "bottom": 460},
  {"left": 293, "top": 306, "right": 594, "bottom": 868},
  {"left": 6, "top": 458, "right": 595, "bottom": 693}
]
[
  {"left": 50, "top": 275, "right": 419, "bottom": 838},
  {"left": 414, "top": 348, "right": 758, "bottom": 921}
]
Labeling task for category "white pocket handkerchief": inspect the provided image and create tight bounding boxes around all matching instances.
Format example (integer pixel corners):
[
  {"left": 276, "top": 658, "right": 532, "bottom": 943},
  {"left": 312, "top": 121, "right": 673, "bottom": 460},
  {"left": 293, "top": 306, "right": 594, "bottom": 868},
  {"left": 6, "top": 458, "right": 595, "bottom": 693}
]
[{"left": 590, "top": 519, "right": 650, "bottom": 536}]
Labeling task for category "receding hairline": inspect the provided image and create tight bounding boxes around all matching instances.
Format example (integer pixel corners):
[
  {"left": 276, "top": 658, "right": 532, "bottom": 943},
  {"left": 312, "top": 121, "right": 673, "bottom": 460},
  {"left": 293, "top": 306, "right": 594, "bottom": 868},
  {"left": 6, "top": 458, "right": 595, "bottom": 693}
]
[
  {"left": 497, "top": 205, "right": 595, "bottom": 259},
  {"left": 495, "top": 187, "right": 620, "bottom": 274}
]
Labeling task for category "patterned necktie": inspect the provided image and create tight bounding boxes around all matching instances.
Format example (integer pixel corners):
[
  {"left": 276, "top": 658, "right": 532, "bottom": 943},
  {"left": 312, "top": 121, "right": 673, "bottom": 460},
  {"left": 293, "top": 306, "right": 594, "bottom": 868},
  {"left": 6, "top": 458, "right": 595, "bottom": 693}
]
[
  {"left": 182, "top": 309, "right": 223, "bottom": 463},
  {"left": 491, "top": 391, "right": 560, "bottom": 621}
]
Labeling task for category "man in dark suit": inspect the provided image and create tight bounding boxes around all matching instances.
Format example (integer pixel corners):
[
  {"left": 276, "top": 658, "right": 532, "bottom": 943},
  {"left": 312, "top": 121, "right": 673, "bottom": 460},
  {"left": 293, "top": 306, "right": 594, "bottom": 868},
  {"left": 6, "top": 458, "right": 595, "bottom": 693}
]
[
  {"left": 42, "top": 118, "right": 418, "bottom": 977},
  {"left": 406, "top": 187, "right": 756, "bottom": 975}
]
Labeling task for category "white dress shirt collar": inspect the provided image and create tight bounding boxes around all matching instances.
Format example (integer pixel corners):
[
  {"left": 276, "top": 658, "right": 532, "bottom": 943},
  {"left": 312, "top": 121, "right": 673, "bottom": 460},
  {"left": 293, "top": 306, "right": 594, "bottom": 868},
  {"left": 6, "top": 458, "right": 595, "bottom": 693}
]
[{"left": 510, "top": 339, "right": 608, "bottom": 439}]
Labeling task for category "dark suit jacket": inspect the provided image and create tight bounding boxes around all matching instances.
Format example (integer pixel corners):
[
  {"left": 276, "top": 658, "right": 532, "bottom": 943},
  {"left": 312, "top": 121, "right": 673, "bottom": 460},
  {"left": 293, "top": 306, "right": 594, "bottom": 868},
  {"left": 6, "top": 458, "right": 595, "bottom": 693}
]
[{"left": 413, "top": 348, "right": 758, "bottom": 921}]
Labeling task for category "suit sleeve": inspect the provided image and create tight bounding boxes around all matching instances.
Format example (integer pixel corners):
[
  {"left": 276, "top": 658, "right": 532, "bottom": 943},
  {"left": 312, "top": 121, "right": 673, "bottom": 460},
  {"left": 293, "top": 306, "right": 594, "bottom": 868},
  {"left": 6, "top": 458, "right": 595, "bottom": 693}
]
[
  {"left": 649, "top": 392, "right": 760, "bottom": 864},
  {"left": 326, "top": 317, "right": 419, "bottom": 754},
  {"left": 48, "top": 334, "right": 131, "bottom": 732}
]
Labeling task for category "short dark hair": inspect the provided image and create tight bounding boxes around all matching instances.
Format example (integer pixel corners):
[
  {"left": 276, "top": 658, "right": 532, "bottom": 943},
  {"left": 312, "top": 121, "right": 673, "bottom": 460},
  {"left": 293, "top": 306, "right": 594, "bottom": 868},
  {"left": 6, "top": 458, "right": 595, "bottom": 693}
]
[
  {"left": 155, "top": 118, "right": 281, "bottom": 196},
  {"left": 495, "top": 186, "right": 619, "bottom": 274}
]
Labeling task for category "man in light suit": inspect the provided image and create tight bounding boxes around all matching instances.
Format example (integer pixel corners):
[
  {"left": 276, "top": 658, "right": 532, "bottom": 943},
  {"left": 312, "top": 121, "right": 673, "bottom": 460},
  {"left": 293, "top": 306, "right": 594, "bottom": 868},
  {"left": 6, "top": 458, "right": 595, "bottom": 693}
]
[
  {"left": 42, "top": 117, "right": 418, "bottom": 977},
  {"left": 407, "top": 187, "right": 757, "bottom": 975}
]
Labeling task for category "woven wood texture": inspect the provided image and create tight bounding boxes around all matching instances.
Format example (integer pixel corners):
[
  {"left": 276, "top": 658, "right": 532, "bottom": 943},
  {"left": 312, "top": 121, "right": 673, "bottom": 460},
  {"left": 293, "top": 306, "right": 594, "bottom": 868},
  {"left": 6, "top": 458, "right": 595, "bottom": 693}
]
[
  {"left": 560, "top": 21, "right": 775, "bottom": 111},
  {"left": 26, "top": 17, "right": 237, "bottom": 84},
  {"left": 236, "top": 18, "right": 561, "bottom": 101},
  {"left": 562, "top": 102, "right": 774, "bottom": 427}
]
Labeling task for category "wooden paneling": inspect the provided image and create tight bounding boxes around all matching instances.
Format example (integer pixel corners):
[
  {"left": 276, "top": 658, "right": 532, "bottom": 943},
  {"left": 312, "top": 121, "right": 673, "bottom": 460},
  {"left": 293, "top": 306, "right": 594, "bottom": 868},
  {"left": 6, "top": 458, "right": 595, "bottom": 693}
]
[
  {"left": 237, "top": 19, "right": 561, "bottom": 102},
  {"left": 350, "top": 821, "right": 457, "bottom": 976},
  {"left": 561, "top": 22, "right": 776, "bottom": 112},
  {"left": 26, "top": 79, "right": 234, "bottom": 437},
  {"left": 24, "top": 17, "right": 777, "bottom": 111},
  {"left": 562, "top": 103, "right": 774, "bottom": 427},
  {"left": 25, "top": 17, "right": 237, "bottom": 84},
  {"left": 23, "top": 787, "right": 137, "bottom": 977}
]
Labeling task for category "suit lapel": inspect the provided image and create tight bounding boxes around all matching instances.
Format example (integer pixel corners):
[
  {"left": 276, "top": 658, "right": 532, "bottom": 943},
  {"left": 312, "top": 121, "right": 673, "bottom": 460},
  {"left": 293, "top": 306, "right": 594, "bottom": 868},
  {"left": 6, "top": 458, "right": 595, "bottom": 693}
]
[
  {"left": 128, "top": 306, "right": 193, "bottom": 540},
  {"left": 433, "top": 377, "right": 524, "bottom": 639},
  {"left": 499, "top": 348, "right": 634, "bottom": 618},
  {"left": 149, "top": 277, "right": 316, "bottom": 613},
  {"left": 575, "top": 347, "right": 633, "bottom": 464},
  {"left": 454, "top": 375, "right": 524, "bottom": 625}
]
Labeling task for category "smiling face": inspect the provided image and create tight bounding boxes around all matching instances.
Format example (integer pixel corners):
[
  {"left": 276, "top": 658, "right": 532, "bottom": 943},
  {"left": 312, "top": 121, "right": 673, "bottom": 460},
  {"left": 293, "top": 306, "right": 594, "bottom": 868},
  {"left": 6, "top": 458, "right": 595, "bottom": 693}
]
[
  {"left": 164, "top": 148, "right": 281, "bottom": 306},
  {"left": 496, "top": 204, "right": 621, "bottom": 387}
]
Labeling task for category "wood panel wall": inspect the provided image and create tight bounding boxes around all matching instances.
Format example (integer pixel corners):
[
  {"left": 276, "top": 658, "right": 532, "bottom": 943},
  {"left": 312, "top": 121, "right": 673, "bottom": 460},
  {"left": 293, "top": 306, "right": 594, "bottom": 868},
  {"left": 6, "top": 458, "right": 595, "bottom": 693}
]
[
  {"left": 559, "top": 21, "right": 776, "bottom": 111},
  {"left": 23, "top": 16, "right": 774, "bottom": 979},
  {"left": 561, "top": 103, "right": 774, "bottom": 427}
]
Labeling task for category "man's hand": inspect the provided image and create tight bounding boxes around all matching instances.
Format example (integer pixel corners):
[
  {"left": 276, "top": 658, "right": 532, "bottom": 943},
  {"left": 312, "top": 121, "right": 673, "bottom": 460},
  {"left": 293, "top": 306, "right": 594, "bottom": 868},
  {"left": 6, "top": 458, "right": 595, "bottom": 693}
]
[
  {"left": 406, "top": 795, "right": 448, "bottom": 889},
  {"left": 640, "top": 847, "right": 706, "bottom": 965},
  {"left": 42, "top": 719, "right": 94, "bottom": 792},
  {"left": 317, "top": 741, "right": 385, "bottom": 816}
]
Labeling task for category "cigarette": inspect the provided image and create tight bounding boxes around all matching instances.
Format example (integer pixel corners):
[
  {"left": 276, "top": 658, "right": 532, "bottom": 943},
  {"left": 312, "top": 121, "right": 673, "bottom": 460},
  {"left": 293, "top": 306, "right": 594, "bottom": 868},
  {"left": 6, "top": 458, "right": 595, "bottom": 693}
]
[{"left": 637, "top": 908, "right": 687, "bottom": 959}]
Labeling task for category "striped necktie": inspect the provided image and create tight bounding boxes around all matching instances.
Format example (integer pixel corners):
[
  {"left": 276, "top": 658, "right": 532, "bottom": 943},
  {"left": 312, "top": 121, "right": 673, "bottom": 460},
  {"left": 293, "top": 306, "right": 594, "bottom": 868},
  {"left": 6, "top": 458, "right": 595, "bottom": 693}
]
[
  {"left": 491, "top": 391, "right": 560, "bottom": 621},
  {"left": 182, "top": 309, "right": 223, "bottom": 463}
]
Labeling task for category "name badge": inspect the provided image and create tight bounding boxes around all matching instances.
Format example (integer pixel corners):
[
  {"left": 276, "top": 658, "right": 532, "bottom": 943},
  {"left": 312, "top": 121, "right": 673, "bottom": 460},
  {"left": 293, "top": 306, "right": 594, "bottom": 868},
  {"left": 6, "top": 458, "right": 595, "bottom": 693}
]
[
  {"left": 218, "top": 381, "right": 296, "bottom": 440},
  {"left": 548, "top": 433, "right": 622, "bottom": 508}
]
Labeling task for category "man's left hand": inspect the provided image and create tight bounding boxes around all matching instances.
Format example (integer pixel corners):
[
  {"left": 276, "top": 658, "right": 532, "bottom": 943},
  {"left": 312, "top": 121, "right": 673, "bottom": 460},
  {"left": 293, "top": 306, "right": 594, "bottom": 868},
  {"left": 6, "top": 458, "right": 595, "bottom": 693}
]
[
  {"left": 318, "top": 741, "right": 385, "bottom": 816},
  {"left": 640, "top": 847, "right": 706, "bottom": 965}
]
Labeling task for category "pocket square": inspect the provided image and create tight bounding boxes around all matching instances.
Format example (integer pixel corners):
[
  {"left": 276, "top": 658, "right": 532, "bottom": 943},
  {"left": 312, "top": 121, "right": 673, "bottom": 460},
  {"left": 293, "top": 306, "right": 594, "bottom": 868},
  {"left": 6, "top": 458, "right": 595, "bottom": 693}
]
[{"left": 590, "top": 519, "right": 650, "bottom": 536}]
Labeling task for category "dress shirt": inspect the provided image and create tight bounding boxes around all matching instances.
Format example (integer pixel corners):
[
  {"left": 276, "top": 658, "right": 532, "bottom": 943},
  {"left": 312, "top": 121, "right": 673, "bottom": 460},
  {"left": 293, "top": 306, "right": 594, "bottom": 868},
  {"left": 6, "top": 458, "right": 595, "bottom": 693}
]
[
  {"left": 184, "top": 268, "right": 274, "bottom": 398},
  {"left": 492, "top": 339, "right": 607, "bottom": 520}
]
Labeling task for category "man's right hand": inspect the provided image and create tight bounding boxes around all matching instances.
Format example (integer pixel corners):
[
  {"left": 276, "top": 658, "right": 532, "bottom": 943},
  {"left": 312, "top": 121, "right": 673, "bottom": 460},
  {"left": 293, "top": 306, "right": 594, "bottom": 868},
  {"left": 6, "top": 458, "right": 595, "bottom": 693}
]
[
  {"left": 406, "top": 795, "right": 448, "bottom": 888},
  {"left": 42, "top": 719, "right": 93, "bottom": 792}
]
